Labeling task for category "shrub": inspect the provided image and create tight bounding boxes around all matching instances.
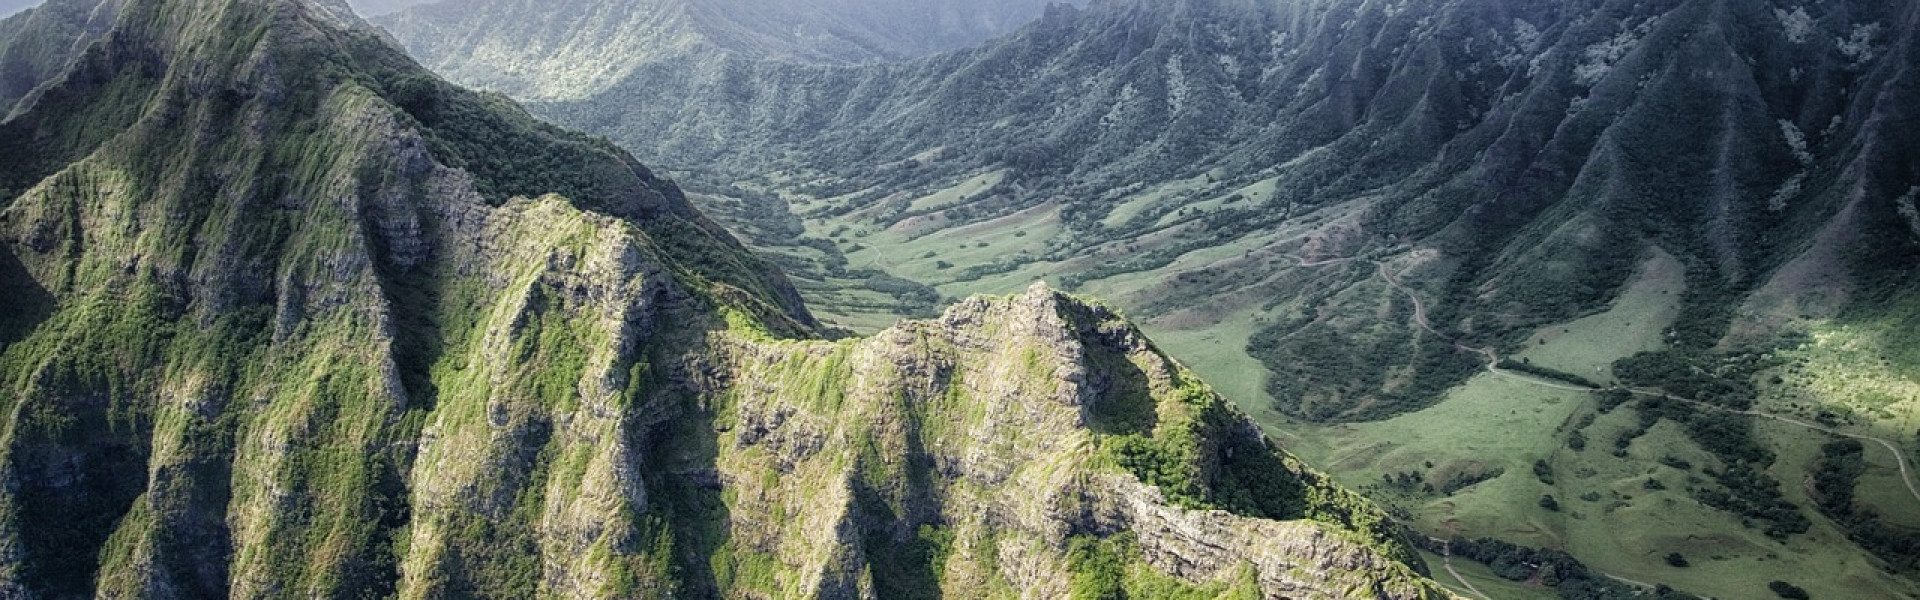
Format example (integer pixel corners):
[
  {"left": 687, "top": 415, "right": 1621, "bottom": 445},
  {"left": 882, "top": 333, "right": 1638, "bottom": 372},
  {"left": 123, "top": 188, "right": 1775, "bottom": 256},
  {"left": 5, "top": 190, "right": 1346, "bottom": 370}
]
[{"left": 1768, "top": 581, "right": 1810, "bottom": 599}]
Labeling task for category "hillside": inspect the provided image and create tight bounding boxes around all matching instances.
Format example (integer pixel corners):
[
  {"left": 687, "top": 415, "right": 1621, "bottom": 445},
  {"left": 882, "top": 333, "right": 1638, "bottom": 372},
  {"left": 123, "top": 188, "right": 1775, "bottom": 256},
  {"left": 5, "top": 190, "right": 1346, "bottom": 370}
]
[
  {"left": 0, "top": 0, "right": 116, "bottom": 114},
  {"left": 371, "top": 0, "right": 1067, "bottom": 100},
  {"left": 517, "top": 0, "right": 1919, "bottom": 418},
  {"left": 0, "top": 0, "right": 1449, "bottom": 596},
  {"left": 381, "top": 0, "right": 1920, "bottom": 597}
]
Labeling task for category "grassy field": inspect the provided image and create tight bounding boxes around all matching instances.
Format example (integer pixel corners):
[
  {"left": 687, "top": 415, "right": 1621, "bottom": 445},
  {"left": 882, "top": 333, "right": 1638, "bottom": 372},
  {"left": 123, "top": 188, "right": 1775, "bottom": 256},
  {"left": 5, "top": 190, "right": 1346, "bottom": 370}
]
[
  {"left": 1510, "top": 250, "right": 1683, "bottom": 386},
  {"left": 1264, "top": 253, "right": 1919, "bottom": 599},
  {"left": 1099, "top": 174, "right": 1214, "bottom": 228},
  {"left": 1274, "top": 371, "right": 1917, "bottom": 599}
]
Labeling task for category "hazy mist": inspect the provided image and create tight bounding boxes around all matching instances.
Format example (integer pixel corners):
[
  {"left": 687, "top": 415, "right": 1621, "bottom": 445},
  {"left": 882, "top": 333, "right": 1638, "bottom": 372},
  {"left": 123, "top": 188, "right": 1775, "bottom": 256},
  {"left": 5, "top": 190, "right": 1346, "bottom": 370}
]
[{"left": 1, "top": 0, "right": 439, "bottom": 18}]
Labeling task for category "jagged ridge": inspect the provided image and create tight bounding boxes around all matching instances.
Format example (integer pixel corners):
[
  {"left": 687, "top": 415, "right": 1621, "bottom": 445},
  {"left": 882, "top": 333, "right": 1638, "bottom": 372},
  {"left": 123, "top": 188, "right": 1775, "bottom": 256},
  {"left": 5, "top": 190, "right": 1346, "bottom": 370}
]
[{"left": 0, "top": 0, "right": 1446, "bottom": 597}]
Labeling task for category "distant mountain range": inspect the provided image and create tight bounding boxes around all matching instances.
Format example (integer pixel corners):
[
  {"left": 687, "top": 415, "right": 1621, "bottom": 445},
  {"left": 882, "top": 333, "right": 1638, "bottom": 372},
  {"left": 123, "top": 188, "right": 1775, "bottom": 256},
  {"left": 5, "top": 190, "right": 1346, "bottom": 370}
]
[
  {"left": 345, "top": 0, "right": 429, "bottom": 16},
  {"left": 374, "top": 0, "right": 1071, "bottom": 100}
]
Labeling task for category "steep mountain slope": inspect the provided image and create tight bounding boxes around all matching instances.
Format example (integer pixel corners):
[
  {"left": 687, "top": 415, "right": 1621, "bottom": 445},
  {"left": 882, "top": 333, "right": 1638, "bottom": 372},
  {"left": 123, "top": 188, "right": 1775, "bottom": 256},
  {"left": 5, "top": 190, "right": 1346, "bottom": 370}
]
[
  {"left": 371, "top": 0, "right": 1066, "bottom": 100},
  {"left": 382, "top": 0, "right": 1920, "bottom": 596},
  {"left": 0, "top": 0, "right": 1448, "bottom": 596},
  {"left": 0, "top": 0, "right": 115, "bottom": 114}
]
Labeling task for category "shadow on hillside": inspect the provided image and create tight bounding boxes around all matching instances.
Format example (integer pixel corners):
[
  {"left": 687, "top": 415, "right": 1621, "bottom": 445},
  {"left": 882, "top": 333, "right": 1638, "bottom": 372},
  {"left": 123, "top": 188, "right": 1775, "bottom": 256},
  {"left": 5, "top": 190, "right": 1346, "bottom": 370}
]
[
  {"left": 649, "top": 375, "right": 731, "bottom": 596},
  {"left": 0, "top": 245, "right": 54, "bottom": 348}
]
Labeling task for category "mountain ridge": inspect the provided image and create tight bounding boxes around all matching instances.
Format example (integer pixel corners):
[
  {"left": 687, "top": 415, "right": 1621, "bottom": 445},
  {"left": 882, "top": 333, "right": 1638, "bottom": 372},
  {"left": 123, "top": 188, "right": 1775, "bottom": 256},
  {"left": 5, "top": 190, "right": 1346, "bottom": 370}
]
[
  {"left": 0, "top": 0, "right": 1451, "bottom": 596},
  {"left": 372, "top": 0, "right": 1072, "bottom": 100},
  {"left": 376, "top": 0, "right": 1920, "bottom": 596}
]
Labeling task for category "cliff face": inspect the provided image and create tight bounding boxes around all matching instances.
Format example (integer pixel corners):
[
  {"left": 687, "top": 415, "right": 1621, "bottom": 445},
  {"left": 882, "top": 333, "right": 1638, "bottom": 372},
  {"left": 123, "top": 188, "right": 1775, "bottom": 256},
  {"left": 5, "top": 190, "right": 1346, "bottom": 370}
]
[
  {"left": 650, "top": 284, "right": 1441, "bottom": 598},
  {"left": 0, "top": 0, "right": 1446, "bottom": 597}
]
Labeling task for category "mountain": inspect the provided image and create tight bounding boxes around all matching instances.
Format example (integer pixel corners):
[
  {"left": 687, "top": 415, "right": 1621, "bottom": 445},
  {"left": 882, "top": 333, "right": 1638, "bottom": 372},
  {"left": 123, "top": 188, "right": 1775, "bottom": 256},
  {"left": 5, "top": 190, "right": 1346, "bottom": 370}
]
[
  {"left": 344, "top": 0, "right": 426, "bottom": 16},
  {"left": 0, "top": 0, "right": 115, "bottom": 115},
  {"left": 381, "top": 0, "right": 1920, "bottom": 597},
  {"left": 0, "top": 1, "right": 37, "bottom": 18},
  {"left": 508, "top": 0, "right": 1920, "bottom": 423},
  {"left": 372, "top": 0, "right": 1068, "bottom": 100},
  {"left": 0, "top": 0, "right": 1451, "bottom": 596}
]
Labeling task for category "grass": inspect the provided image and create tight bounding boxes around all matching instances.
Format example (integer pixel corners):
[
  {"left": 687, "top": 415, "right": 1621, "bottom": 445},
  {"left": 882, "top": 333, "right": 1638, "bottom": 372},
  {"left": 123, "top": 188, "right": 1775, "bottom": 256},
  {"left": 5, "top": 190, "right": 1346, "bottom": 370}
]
[
  {"left": 904, "top": 170, "right": 1007, "bottom": 213},
  {"left": 1510, "top": 250, "right": 1684, "bottom": 385},
  {"left": 842, "top": 200, "right": 1063, "bottom": 288},
  {"left": 1266, "top": 249, "right": 1920, "bottom": 599},
  {"left": 1098, "top": 174, "right": 1214, "bottom": 229},
  {"left": 1284, "top": 372, "right": 1919, "bottom": 599}
]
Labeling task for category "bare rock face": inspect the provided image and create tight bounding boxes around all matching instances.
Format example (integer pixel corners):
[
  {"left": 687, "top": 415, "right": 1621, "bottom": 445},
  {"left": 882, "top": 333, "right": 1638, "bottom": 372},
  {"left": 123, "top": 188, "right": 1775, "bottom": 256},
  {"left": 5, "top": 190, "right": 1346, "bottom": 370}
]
[{"left": 0, "top": 0, "right": 1449, "bottom": 597}]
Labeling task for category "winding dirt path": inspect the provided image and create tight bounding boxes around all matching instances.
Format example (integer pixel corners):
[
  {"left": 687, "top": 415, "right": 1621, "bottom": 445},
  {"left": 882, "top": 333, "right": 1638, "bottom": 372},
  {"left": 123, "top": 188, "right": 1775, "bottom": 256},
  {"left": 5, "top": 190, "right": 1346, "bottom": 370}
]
[
  {"left": 1428, "top": 538, "right": 1491, "bottom": 600},
  {"left": 1627, "top": 389, "right": 1920, "bottom": 504}
]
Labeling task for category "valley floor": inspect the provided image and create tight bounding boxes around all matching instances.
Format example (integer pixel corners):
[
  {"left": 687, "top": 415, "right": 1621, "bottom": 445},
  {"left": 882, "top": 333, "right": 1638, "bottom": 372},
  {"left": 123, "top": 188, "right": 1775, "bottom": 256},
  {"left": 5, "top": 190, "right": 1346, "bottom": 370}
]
[{"left": 733, "top": 192, "right": 1920, "bottom": 598}]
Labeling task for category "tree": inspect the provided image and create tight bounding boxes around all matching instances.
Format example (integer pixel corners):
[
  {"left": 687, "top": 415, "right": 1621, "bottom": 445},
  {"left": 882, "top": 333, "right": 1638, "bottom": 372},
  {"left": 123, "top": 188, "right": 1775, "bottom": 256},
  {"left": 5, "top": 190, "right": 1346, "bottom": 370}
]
[
  {"left": 1768, "top": 580, "right": 1810, "bottom": 599},
  {"left": 1539, "top": 495, "right": 1560, "bottom": 512},
  {"left": 1665, "top": 552, "right": 1689, "bottom": 567}
]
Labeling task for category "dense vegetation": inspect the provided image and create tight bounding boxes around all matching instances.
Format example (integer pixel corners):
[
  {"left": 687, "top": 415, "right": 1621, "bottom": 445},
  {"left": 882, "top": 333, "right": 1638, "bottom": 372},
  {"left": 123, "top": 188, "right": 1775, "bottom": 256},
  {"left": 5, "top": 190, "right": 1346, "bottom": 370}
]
[
  {"left": 1429, "top": 537, "right": 1700, "bottom": 600},
  {"left": 1810, "top": 439, "right": 1920, "bottom": 570}
]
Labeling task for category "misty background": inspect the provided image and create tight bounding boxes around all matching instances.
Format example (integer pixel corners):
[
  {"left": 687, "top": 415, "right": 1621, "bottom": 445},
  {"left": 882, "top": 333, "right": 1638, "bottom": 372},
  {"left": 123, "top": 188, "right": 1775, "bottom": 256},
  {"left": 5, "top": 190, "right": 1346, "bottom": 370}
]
[{"left": 1, "top": 0, "right": 439, "bottom": 17}]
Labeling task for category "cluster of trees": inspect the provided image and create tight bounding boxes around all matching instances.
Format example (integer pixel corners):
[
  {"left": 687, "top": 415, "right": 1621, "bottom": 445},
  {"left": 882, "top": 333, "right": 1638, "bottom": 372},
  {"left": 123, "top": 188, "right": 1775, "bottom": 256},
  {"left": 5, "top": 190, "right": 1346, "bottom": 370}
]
[
  {"left": 1497, "top": 358, "right": 1602, "bottom": 389},
  {"left": 1380, "top": 470, "right": 1431, "bottom": 495},
  {"left": 1692, "top": 461, "right": 1810, "bottom": 538},
  {"left": 1768, "top": 581, "right": 1811, "bottom": 599},
  {"left": 1812, "top": 440, "right": 1867, "bottom": 516},
  {"left": 1428, "top": 537, "right": 1700, "bottom": 600},
  {"left": 1598, "top": 392, "right": 1811, "bottom": 538},
  {"left": 1434, "top": 468, "right": 1506, "bottom": 496},
  {"left": 1612, "top": 351, "right": 1763, "bottom": 410},
  {"left": 1810, "top": 439, "right": 1920, "bottom": 570}
]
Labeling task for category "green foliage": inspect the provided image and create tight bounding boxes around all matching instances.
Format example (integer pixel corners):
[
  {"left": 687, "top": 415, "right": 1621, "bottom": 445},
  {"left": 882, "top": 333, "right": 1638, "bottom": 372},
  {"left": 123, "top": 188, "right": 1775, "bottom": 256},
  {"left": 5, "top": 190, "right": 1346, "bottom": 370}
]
[
  {"left": 1497, "top": 359, "right": 1601, "bottom": 389},
  {"left": 1082, "top": 341, "right": 1156, "bottom": 435},
  {"left": 1596, "top": 388, "right": 1635, "bottom": 413},
  {"left": 1065, "top": 533, "right": 1254, "bottom": 600},
  {"left": 1768, "top": 580, "right": 1811, "bottom": 600},
  {"left": 1435, "top": 468, "right": 1504, "bottom": 496},
  {"left": 1067, "top": 535, "right": 1127, "bottom": 600},
  {"left": 1809, "top": 438, "right": 1920, "bottom": 570},
  {"left": 1615, "top": 390, "right": 1813, "bottom": 538},
  {"left": 1436, "top": 537, "right": 1701, "bottom": 600},
  {"left": 1104, "top": 433, "right": 1206, "bottom": 509}
]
